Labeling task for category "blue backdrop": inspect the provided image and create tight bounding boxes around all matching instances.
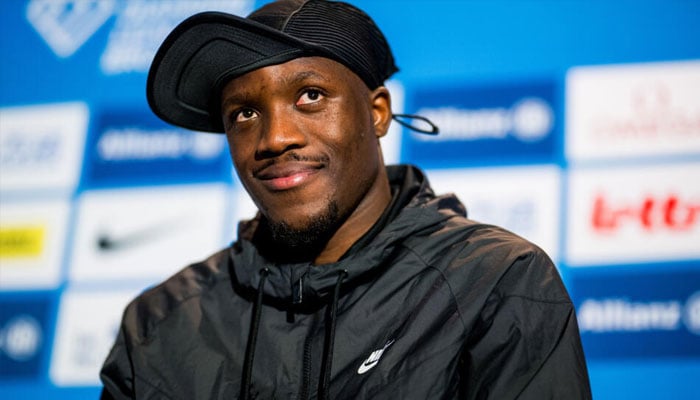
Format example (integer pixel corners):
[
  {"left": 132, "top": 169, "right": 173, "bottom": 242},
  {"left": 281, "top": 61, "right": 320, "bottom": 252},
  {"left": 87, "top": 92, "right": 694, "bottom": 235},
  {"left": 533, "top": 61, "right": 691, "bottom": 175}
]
[{"left": 1, "top": 1, "right": 699, "bottom": 398}]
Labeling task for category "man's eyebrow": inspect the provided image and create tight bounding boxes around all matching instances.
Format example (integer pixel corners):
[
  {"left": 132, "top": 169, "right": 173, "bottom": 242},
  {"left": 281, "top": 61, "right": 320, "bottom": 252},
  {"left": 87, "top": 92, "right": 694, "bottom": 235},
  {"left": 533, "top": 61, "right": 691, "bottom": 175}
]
[
  {"left": 283, "top": 69, "right": 331, "bottom": 86},
  {"left": 221, "top": 69, "right": 332, "bottom": 110},
  {"left": 221, "top": 92, "right": 252, "bottom": 112}
]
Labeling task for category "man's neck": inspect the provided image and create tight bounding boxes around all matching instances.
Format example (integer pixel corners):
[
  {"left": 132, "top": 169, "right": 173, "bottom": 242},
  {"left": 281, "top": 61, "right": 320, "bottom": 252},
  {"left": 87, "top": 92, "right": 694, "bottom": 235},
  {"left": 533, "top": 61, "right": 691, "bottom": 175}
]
[{"left": 313, "top": 170, "right": 392, "bottom": 265}]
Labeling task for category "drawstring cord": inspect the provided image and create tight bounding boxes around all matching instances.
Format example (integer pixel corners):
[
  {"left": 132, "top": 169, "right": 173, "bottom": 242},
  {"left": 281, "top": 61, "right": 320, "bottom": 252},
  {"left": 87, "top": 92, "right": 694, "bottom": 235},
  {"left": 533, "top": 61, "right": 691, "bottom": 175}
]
[
  {"left": 318, "top": 269, "right": 348, "bottom": 400},
  {"left": 239, "top": 268, "right": 347, "bottom": 400},
  {"left": 240, "top": 268, "right": 269, "bottom": 400},
  {"left": 392, "top": 113, "right": 440, "bottom": 134}
]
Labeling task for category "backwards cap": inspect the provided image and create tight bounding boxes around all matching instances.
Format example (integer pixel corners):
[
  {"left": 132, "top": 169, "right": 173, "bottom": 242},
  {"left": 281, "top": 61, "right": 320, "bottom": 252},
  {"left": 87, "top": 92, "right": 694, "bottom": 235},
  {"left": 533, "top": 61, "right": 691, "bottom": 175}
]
[{"left": 146, "top": 0, "right": 399, "bottom": 133}]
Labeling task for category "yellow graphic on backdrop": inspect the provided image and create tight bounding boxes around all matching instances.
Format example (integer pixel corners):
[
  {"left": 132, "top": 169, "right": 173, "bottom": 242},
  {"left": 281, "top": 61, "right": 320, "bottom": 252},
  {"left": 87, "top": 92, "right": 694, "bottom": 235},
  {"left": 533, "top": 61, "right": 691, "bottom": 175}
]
[{"left": 0, "top": 226, "right": 45, "bottom": 258}]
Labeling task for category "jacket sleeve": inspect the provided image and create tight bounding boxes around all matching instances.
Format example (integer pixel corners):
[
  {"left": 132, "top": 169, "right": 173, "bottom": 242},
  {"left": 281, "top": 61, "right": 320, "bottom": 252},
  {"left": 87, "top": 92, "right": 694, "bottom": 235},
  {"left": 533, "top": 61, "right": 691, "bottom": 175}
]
[
  {"left": 461, "top": 250, "right": 592, "bottom": 400},
  {"left": 100, "top": 324, "right": 136, "bottom": 400}
]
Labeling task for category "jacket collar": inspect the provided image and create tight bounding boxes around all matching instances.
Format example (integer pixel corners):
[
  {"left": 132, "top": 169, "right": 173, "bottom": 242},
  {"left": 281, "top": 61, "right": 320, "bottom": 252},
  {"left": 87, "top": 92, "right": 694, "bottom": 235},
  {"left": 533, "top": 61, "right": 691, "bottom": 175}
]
[{"left": 228, "top": 164, "right": 466, "bottom": 306}]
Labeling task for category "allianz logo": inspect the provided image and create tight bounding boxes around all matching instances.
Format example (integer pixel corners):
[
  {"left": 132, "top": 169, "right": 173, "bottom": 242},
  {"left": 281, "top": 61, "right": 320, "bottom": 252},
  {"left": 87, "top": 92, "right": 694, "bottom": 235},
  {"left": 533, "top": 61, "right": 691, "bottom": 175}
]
[
  {"left": 578, "top": 291, "right": 700, "bottom": 336},
  {"left": 413, "top": 97, "right": 553, "bottom": 142},
  {"left": 97, "top": 127, "right": 225, "bottom": 161},
  {"left": 0, "top": 315, "right": 43, "bottom": 362}
]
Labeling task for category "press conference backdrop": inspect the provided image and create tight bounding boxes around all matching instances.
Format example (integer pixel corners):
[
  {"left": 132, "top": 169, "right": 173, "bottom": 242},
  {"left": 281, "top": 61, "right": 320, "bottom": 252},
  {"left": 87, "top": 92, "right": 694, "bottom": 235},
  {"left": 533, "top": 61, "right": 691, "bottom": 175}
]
[{"left": 1, "top": 0, "right": 699, "bottom": 398}]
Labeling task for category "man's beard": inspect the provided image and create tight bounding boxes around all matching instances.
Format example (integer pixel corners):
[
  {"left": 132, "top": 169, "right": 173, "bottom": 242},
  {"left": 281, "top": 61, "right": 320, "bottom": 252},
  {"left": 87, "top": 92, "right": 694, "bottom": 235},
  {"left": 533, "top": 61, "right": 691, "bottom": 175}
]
[{"left": 258, "top": 200, "right": 340, "bottom": 263}]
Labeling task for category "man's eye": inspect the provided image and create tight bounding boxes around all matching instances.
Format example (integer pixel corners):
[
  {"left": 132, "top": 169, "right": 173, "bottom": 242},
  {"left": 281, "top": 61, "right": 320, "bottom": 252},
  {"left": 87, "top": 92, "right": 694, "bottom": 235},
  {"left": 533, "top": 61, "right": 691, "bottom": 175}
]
[
  {"left": 296, "top": 89, "right": 324, "bottom": 106},
  {"left": 234, "top": 108, "right": 257, "bottom": 123}
]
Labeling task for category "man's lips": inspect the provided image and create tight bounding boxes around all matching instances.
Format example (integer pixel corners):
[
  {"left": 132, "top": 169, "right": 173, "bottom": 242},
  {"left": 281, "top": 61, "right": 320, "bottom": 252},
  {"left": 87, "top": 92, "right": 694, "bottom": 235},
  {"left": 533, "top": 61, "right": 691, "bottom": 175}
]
[{"left": 254, "top": 162, "right": 323, "bottom": 191}]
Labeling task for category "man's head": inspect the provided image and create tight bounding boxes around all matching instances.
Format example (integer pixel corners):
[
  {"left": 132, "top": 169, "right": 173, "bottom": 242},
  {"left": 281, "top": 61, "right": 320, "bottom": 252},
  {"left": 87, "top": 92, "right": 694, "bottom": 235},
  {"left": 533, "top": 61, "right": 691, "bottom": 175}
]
[
  {"left": 147, "top": 0, "right": 397, "bottom": 262},
  {"left": 147, "top": 0, "right": 398, "bottom": 133}
]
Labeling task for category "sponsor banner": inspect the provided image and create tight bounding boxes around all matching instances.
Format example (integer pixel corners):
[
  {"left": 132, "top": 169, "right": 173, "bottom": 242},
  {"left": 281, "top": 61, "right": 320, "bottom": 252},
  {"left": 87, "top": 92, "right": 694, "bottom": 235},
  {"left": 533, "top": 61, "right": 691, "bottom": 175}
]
[
  {"left": 26, "top": 0, "right": 253, "bottom": 68},
  {"left": 566, "top": 162, "right": 700, "bottom": 266},
  {"left": 0, "top": 103, "right": 88, "bottom": 193},
  {"left": 566, "top": 60, "right": 700, "bottom": 162},
  {"left": 69, "top": 184, "right": 229, "bottom": 283},
  {"left": 99, "top": 0, "right": 253, "bottom": 75},
  {"left": 0, "top": 200, "right": 71, "bottom": 290},
  {"left": 81, "top": 108, "right": 230, "bottom": 188},
  {"left": 402, "top": 81, "right": 558, "bottom": 167},
  {"left": 572, "top": 268, "right": 700, "bottom": 359},
  {"left": 50, "top": 288, "right": 141, "bottom": 386},
  {"left": 0, "top": 294, "right": 53, "bottom": 379},
  {"left": 426, "top": 165, "right": 561, "bottom": 261},
  {"left": 26, "top": 0, "right": 117, "bottom": 59}
]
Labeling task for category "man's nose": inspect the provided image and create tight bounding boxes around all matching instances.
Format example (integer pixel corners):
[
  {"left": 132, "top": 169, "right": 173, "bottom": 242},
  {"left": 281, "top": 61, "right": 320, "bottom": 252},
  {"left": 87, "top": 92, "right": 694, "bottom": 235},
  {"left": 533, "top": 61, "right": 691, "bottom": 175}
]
[{"left": 255, "top": 106, "right": 307, "bottom": 158}]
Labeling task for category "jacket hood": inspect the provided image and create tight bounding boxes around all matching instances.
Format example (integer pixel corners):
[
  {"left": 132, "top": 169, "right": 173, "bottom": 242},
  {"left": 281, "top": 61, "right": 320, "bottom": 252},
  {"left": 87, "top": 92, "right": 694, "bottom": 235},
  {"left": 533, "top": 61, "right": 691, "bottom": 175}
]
[{"left": 229, "top": 164, "right": 466, "bottom": 307}]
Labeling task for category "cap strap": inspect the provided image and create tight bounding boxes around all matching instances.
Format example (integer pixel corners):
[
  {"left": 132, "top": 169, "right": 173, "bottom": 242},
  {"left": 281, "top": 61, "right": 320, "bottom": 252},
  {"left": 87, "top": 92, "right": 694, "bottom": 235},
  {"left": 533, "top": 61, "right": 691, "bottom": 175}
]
[{"left": 392, "top": 113, "right": 440, "bottom": 134}]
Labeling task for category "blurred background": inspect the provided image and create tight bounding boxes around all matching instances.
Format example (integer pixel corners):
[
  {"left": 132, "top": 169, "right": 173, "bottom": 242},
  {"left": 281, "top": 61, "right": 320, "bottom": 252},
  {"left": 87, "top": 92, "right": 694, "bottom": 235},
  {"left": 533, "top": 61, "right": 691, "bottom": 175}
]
[{"left": 1, "top": 0, "right": 699, "bottom": 398}]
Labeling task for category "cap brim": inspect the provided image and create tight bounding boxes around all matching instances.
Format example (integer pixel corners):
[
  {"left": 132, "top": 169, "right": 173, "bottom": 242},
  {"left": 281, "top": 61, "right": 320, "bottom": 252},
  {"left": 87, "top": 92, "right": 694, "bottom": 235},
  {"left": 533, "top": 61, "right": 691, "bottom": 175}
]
[{"left": 147, "top": 12, "right": 325, "bottom": 133}]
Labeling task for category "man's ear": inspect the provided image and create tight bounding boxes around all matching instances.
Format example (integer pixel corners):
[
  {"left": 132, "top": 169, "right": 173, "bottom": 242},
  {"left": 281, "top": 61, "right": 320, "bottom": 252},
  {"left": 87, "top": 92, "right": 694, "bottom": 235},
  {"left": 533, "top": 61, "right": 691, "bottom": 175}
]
[{"left": 370, "top": 86, "right": 392, "bottom": 139}]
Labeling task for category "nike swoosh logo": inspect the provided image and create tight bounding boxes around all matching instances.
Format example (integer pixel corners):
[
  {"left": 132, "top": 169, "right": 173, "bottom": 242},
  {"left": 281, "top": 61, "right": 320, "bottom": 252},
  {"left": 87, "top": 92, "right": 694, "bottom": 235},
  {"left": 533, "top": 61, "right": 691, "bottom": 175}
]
[
  {"left": 96, "top": 217, "right": 186, "bottom": 252},
  {"left": 357, "top": 359, "right": 380, "bottom": 374},
  {"left": 357, "top": 339, "right": 395, "bottom": 375}
]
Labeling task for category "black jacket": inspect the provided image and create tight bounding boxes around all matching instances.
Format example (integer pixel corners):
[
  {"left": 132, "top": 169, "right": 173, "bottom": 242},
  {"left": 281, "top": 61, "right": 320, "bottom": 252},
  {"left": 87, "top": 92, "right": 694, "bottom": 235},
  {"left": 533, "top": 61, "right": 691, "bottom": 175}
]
[{"left": 101, "top": 165, "right": 591, "bottom": 399}]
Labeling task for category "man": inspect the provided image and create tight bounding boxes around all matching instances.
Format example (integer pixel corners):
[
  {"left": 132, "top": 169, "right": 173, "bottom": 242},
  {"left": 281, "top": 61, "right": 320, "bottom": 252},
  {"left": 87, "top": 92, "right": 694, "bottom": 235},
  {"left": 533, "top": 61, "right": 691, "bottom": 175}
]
[{"left": 100, "top": 1, "right": 592, "bottom": 399}]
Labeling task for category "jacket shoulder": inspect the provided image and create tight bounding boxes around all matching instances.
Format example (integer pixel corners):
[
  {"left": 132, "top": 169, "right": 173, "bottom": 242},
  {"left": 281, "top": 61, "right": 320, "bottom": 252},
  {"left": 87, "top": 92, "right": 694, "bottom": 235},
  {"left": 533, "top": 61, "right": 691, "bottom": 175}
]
[
  {"left": 410, "top": 214, "right": 570, "bottom": 312},
  {"left": 120, "top": 247, "right": 230, "bottom": 345}
]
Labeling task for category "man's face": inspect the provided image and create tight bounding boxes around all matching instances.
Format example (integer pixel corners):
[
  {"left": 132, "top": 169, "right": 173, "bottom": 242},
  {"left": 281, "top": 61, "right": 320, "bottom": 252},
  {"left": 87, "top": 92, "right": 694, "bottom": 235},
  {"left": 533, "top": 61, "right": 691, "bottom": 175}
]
[{"left": 221, "top": 57, "right": 390, "bottom": 249}]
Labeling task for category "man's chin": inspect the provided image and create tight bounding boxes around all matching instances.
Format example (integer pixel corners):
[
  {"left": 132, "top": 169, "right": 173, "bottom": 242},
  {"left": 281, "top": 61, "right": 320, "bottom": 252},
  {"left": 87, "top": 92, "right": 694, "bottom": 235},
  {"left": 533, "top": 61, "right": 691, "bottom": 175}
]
[{"left": 258, "top": 201, "right": 340, "bottom": 262}]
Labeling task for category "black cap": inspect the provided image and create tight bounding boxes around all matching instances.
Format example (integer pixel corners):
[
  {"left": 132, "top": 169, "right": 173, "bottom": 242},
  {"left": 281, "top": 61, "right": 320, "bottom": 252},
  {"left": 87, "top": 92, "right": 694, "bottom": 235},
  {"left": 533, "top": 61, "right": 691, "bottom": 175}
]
[{"left": 146, "top": 0, "right": 399, "bottom": 133}]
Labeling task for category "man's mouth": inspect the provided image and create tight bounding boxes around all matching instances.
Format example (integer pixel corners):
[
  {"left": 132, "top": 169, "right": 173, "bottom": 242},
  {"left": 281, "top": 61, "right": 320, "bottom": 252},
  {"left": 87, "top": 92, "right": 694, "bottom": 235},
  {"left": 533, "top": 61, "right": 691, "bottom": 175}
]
[{"left": 255, "top": 161, "right": 324, "bottom": 191}]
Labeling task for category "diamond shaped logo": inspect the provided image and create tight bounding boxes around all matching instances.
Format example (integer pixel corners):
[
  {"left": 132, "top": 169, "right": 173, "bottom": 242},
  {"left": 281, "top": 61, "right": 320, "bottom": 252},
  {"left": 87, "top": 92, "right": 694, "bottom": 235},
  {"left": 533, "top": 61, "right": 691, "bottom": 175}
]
[{"left": 26, "top": 0, "right": 116, "bottom": 58}]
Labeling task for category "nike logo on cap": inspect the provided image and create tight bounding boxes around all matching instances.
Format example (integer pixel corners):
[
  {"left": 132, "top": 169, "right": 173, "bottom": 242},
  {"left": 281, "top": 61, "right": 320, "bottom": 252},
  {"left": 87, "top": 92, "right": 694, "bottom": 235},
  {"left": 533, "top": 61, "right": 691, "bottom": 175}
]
[{"left": 357, "top": 339, "right": 394, "bottom": 375}]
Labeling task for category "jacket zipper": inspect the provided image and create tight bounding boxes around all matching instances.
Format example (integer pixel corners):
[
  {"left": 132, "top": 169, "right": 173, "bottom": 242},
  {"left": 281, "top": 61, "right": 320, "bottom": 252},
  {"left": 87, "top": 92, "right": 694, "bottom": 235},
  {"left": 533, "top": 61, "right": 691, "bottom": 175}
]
[{"left": 298, "top": 330, "right": 314, "bottom": 400}]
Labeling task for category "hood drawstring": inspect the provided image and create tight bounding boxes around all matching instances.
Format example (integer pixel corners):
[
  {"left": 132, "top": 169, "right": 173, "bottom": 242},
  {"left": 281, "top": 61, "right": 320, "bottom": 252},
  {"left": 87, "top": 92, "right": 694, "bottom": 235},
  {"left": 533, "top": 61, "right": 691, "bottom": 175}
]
[
  {"left": 240, "top": 268, "right": 347, "bottom": 400},
  {"left": 240, "top": 268, "right": 269, "bottom": 400},
  {"left": 318, "top": 269, "right": 348, "bottom": 400}
]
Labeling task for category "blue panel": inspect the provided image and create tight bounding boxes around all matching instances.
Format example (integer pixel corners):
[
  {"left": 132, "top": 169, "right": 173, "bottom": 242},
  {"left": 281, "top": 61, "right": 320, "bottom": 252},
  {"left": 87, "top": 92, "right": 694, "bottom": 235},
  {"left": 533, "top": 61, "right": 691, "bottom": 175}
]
[
  {"left": 0, "top": 293, "right": 54, "bottom": 380},
  {"left": 403, "top": 80, "right": 559, "bottom": 167},
  {"left": 1, "top": 0, "right": 700, "bottom": 398},
  {"left": 81, "top": 108, "right": 231, "bottom": 188},
  {"left": 570, "top": 267, "right": 700, "bottom": 359}
]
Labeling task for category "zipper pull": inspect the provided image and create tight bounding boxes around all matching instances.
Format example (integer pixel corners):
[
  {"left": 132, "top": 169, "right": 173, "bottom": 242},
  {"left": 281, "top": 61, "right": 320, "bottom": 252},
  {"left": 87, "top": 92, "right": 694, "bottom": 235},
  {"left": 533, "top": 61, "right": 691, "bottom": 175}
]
[{"left": 292, "top": 276, "right": 303, "bottom": 305}]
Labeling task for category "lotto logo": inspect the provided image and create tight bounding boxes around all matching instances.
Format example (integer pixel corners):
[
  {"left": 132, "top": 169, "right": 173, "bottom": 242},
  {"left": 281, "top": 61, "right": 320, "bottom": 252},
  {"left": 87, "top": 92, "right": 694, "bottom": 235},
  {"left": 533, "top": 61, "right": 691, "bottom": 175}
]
[
  {"left": 566, "top": 163, "right": 700, "bottom": 266},
  {"left": 591, "top": 194, "right": 699, "bottom": 232}
]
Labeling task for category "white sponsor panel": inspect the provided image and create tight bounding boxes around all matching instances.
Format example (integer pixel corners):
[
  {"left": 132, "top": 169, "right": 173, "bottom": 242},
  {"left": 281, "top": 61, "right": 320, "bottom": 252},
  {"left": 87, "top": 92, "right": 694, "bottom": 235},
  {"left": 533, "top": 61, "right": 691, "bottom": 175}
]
[
  {"left": 69, "top": 184, "right": 230, "bottom": 283},
  {"left": 50, "top": 288, "right": 141, "bottom": 386},
  {"left": 231, "top": 185, "right": 258, "bottom": 242},
  {"left": 0, "top": 102, "right": 88, "bottom": 193},
  {"left": 426, "top": 165, "right": 561, "bottom": 261},
  {"left": 566, "top": 162, "right": 700, "bottom": 266},
  {"left": 382, "top": 80, "right": 404, "bottom": 165},
  {"left": 0, "top": 200, "right": 70, "bottom": 289},
  {"left": 566, "top": 60, "right": 700, "bottom": 161},
  {"left": 100, "top": 0, "right": 254, "bottom": 74}
]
